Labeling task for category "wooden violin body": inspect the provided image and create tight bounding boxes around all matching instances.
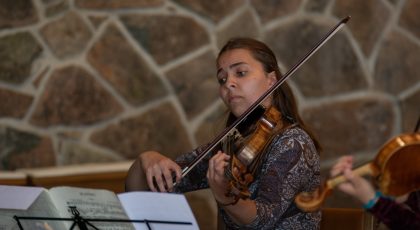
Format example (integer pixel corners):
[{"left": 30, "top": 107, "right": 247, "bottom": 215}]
[
  {"left": 295, "top": 132, "right": 420, "bottom": 212},
  {"left": 224, "top": 106, "right": 284, "bottom": 201}
]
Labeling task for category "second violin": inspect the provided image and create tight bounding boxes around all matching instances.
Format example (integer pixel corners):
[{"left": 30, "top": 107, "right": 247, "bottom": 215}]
[{"left": 295, "top": 132, "right": 420, "bottom": 212}]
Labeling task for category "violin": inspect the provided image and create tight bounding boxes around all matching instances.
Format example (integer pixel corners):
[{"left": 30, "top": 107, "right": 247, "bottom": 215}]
[
  {"left": 223, "top": 105, "right": 286, "bottom": 202},
  {"left": 295, "top": 131, "right": 420, "bottom": 212}
]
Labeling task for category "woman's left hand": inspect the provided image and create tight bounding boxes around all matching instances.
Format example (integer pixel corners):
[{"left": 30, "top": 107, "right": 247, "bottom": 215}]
[{"left": 207, "top": 151, "right": 233, "bottom": 204}]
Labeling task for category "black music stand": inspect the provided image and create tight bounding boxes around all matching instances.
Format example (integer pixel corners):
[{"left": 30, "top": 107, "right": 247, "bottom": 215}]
[{"left": 14, "top": 206, "right": 193, "bottom": 230}]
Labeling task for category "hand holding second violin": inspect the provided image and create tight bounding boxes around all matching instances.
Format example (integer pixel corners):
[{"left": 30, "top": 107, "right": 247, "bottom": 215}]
[
  {"left": 140, "top": 151, "right": 182, "bottom": 193},
  {"left": 330, "top": 156, "right": 376, "bottom": 204}
]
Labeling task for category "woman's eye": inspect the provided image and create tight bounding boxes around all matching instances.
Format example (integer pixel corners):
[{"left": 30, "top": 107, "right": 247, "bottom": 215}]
[
  {"left": 218, "top": 77, "right": 227, "bottom": 85},
  {"left": 237, "top": 71, "right": 247, "bottom": 77}
]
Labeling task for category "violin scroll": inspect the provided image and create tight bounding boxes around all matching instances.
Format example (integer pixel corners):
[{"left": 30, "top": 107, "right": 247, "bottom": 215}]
[{"left": 295, "top": 185, "right": 331, "bottom": 212}]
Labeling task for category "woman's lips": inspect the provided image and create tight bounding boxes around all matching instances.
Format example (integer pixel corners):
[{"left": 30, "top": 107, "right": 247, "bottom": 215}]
[{"left": 228, "top": 95, "right": 241, "bottom": 104}]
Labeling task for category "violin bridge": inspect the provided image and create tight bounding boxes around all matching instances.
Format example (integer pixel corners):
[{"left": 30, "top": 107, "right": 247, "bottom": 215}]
[
  {"left": 222, "top": 128, "right": 244, "bottom": 155},
  {"left": 224, "top": 128, "right": 243, "bottom": 142}
]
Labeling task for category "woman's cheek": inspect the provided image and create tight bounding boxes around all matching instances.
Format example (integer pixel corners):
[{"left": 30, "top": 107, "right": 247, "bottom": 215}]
[{"left": 219, "top": 90, "right": 229, "bottom": 105}]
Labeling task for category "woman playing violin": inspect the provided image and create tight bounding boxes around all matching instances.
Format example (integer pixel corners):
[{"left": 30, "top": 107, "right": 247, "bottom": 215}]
[
  {"left": 330, "top": 156, "right": 420, "bottom": 230},
  {"left": 126, "top": 37, "right": 322, "bottom": 229}
]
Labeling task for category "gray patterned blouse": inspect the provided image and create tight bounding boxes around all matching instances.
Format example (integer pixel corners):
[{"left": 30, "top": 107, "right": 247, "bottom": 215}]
[{"left": 173, "top": 126, "right": 321, "bottom": 229}]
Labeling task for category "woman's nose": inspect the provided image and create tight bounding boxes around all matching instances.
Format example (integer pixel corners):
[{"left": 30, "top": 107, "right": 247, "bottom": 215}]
[{"left": 225, "top": 75, "right": 236, "bottom": 88}]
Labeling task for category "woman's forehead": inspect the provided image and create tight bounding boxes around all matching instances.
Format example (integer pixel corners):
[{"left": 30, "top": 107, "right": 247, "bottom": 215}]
[{"left": 217, "top": 49, "right": 257, "bottom": 67}]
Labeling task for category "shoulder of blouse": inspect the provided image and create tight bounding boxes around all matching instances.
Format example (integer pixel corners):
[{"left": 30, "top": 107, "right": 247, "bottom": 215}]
[{"left": 271, "top": 125, "right": 313, "bottom": 146}]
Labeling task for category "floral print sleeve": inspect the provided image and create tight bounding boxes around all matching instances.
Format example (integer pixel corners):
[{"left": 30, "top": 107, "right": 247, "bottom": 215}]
[{"left": 221, "top": 127, "right": 321, "bottom": 229}]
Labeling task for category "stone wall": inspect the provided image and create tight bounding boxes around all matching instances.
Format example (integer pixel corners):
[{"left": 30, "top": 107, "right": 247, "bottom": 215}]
[{"left": 1, "top": 0, "right": 419, "bottom": 210}]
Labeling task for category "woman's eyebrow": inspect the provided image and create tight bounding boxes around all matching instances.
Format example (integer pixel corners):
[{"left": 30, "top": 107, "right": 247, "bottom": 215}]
[{"left": 217, "top": 62, "right": 247, "bottom": 76}]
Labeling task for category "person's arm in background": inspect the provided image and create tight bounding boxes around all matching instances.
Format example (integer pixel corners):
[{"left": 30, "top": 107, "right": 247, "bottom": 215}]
[{"left": 330, "top": 156, "right": 420, "bottom": 230}]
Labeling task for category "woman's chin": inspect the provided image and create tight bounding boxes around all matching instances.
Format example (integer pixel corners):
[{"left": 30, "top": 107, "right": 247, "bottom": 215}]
[{"left": 231, "top": 108, "right": 246, "bottom": 118}]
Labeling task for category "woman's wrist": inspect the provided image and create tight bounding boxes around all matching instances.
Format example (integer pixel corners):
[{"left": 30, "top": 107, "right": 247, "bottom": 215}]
[
  {"left": 362, "top": 191, "right": 381, "bottom": 209},
  {"left": 216, "top": 196, "right": 238, "bottom": 207}
]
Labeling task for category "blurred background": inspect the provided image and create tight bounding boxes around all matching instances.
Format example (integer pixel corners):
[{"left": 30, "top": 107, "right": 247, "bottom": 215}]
[{"left": 1, "top": 0, "right": 419, "bottom": 229}]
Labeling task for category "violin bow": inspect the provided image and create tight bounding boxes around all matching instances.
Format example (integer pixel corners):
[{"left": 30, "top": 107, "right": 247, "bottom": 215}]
[{"left": 179, "top": 16, "right": 351, "bottom": 179}]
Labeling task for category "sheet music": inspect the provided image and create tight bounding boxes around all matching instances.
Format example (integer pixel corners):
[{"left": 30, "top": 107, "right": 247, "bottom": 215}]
[
  {"left": 0, "top": 188, "right": 66, "bottom": 230},
  {"left": 49, "top": 186, "right": 135, "bottom": 230},
  {"left": 118, "top": 191, "right": 199, "bottom": 230},
  {"left": 1, "top": 186, "right": 199, "bottom": 230},
  {"left": 0, "top": 185, "right": 43, "bottom": 210}
]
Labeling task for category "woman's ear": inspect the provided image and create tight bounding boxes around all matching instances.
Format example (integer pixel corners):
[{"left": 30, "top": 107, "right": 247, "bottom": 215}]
[{"left": 267, "top": 71, "right": 277, "bottom": 87}]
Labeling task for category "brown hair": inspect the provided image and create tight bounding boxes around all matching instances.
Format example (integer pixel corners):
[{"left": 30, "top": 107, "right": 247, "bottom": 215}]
[{"left": 217, "top": 37, "right": 321, "bottom": 152}]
